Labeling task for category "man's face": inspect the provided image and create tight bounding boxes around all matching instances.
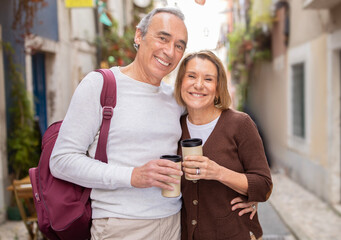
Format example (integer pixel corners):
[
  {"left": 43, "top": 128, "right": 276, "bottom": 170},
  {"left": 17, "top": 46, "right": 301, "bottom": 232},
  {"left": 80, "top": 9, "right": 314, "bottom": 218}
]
[{"left": 135, "top": 12, "right": 188, "bottom": 85}]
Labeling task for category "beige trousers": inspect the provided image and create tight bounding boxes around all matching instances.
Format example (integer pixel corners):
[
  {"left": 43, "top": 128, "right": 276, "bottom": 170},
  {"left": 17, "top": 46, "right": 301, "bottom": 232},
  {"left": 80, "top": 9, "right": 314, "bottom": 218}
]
[
  {"left": 250, "top": 231, "right": 263, "bottom": 240},
  {"left": 91, "top": 211, "right": 180, "bottom": 240}
]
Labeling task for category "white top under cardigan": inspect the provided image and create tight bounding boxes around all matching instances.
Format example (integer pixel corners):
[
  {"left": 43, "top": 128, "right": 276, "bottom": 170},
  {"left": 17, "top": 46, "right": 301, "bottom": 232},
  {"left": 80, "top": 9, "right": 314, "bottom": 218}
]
[
  {"left": 186, "top": 115, "right": 220, "bottom": 145},
  {"left": 50, "top": 67, "right": 184, "bottom": 219}
]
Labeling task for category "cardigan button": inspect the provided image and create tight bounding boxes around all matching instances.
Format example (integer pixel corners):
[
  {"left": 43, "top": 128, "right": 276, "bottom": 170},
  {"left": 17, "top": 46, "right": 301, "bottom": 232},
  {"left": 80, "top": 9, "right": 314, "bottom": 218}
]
[
  {"left": 193, "top": 200, "right": 198, "bottom": 205},
  {"left": 191, "top": 220, "right": 197, "bottom": 225}
]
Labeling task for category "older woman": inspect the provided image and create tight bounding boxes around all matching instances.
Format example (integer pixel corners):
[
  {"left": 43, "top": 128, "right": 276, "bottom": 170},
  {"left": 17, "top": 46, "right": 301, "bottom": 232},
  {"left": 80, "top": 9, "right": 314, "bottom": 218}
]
[{"left": 174, "top": 50, "right": 272, "bottom": 240}]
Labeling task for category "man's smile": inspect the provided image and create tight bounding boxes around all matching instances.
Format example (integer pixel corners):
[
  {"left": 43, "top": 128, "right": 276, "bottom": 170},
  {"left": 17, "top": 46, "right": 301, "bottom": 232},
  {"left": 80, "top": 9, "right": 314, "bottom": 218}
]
[{"left": 155, "top": 56, "right": 171, "bottom": 66}]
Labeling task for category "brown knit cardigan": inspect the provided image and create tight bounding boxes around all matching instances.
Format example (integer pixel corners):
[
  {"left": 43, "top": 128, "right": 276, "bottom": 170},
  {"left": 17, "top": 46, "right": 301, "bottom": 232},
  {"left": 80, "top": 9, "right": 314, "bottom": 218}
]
[{"left": 179, "top": 109, "right": 273, "bottom": 240}]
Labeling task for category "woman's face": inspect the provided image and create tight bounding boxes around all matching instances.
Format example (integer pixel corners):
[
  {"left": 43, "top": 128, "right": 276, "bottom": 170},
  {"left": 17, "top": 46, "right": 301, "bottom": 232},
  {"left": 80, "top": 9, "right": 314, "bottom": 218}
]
[{"left": 180, "top": 57, "right": 218, "bottom": 112}]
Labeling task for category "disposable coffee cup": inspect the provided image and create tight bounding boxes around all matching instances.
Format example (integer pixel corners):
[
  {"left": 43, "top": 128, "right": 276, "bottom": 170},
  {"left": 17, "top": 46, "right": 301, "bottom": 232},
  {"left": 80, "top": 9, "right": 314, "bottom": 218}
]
[
  {"left": 160, "top": 155, "right": 182, "bottom": 198},
  {"left": 180, "top": 138, "right": 203, "bottom": 180}
]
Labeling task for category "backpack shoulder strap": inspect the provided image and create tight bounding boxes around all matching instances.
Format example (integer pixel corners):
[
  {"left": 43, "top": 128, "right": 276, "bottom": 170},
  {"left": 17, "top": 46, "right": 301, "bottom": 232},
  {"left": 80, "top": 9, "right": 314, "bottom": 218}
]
[
  {"left": 97, "top": 69, "right": 117, "bottom": 108},
  {"left": 94, "top": 69, "right": 117, "bottom": 164},
  {"left": 81, "top": 69, "right": 117, "bottom": 204}
]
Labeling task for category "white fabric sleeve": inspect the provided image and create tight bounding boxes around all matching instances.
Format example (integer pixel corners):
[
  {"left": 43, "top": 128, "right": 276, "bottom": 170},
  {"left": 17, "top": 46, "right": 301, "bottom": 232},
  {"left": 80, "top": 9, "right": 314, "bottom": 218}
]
[{"left": 50, "top": 71, "right": 133, "bottom": 189}]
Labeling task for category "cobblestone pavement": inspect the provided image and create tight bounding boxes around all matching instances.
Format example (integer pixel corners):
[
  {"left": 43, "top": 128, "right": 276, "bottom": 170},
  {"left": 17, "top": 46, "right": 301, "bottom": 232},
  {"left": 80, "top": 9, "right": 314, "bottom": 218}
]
[
  {"left": 0, "top": 172, "right": 340, "bottom": 240},
  {"left": 0, "top": 220, "right": 28, "bottom": 240},
  {"left": 269, "top": 172, "right": 341, "bottom": 240},
  {"left": 258, "top": 201, "right": 296, "bottom": 240}
]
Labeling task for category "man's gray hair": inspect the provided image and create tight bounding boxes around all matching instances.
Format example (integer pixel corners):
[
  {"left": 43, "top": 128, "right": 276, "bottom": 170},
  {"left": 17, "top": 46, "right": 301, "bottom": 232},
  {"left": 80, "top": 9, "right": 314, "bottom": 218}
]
[{"left": 136, "top": 7, "right": 185, "bottom": 38}]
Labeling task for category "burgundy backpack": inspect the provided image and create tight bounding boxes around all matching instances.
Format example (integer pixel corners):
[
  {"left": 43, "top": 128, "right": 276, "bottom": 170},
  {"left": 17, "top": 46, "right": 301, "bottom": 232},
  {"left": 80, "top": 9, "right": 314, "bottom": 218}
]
[{"left": 29, "top": 69, "right": 117, "bottom": 240}]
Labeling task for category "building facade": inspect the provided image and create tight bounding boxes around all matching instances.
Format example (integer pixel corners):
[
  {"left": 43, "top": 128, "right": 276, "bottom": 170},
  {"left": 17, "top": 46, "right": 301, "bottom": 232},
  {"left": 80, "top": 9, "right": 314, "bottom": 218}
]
[
  {"left": 0, "top": 0, "right": 134, "bottom": 222},
  {"left": 246, "top": 0, "right": 341, "bottom": 211}
]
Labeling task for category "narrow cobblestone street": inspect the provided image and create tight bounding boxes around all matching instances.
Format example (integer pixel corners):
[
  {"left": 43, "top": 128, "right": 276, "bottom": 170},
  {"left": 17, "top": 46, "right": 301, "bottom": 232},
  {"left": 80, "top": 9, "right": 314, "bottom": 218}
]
[
  {"left": 268, "top": 173, "right": 341, "bottom": 240},
  {"left": 258, "top": 202, "right": 295, "bottom": 240}
]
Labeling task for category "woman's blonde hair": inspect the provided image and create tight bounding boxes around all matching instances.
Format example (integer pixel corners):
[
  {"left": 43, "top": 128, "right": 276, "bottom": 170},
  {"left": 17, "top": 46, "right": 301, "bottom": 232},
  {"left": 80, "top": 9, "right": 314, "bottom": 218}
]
[{"left": 174, "top": 50, "right": 231, "bottom": 110}]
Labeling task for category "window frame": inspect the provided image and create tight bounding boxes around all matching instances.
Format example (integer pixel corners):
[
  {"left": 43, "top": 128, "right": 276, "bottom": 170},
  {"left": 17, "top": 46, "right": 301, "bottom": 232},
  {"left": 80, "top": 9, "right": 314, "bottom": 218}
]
[
  {"left": 291, "top": 62, "right": 305, "bottom": 139},
  {"left": 287, "top": 43, "right": 312, "bottom": 153}
]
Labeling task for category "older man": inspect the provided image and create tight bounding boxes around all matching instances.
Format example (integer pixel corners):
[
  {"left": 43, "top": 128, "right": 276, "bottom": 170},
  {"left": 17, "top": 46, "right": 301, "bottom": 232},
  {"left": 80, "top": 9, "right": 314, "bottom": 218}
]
[{"left": 50, "top": 7, "right": 187, "bottom": 240}]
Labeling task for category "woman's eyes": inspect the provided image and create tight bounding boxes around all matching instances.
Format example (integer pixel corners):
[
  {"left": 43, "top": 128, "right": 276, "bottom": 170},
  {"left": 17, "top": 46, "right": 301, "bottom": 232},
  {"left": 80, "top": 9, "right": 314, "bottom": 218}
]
[{"left": 186, "top": 75, "right": 213, "bottom": 81}]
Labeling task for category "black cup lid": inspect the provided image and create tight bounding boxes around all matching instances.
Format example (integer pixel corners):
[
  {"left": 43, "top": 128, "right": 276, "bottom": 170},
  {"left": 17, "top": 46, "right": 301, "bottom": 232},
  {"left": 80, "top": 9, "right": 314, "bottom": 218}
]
[
  {"left": 160, "top": 155, "right": 182, "bottom": 162},
  {"left": 180, "top": 138, "right": 202, "bottom": 147}
]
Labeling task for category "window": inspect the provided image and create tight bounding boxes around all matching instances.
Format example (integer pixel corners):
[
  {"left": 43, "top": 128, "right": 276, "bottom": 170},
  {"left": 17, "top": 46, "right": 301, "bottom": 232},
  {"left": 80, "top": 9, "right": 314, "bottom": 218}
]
[
  {"left": 287, "top": 43, "right": 310, "bottom": 152},
  {"left": 292, "top": 63, "right": 305, "bottom": 138}
]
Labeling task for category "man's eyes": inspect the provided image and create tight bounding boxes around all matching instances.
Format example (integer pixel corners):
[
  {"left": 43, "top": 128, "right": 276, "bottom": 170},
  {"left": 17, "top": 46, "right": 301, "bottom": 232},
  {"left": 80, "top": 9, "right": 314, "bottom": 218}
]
[
  {"left": 176, "top": 44, "right": 185, "bottom": 51},
  {"left": 158, "top": 36, "right": 185, "bottom": 51}
]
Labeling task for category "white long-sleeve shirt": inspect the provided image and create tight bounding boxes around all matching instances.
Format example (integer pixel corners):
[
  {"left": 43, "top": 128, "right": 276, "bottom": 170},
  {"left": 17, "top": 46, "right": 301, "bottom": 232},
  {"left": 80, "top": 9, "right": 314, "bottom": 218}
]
[{"left": 50, "top": 67, "right": 183, "bottom": 219}]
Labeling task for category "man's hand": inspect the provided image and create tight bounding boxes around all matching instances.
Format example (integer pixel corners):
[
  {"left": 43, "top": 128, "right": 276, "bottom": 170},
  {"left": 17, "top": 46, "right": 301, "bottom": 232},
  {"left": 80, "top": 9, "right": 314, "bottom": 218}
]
[
  {"left": 231, "top": 197, "right": 258, "bottom": 220},
  {"left": 131, "top": 159, "right": 183, "bottom": 190}
]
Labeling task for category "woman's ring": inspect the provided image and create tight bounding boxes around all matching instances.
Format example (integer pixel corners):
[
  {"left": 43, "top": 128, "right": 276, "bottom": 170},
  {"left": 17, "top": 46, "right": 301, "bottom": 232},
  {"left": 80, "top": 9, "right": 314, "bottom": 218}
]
[
  {"left": 251, "top": 204, "right": 256, "bottom": 211},
  {"left": 196, "top": 168, "right": 201, "bottom": 175}
]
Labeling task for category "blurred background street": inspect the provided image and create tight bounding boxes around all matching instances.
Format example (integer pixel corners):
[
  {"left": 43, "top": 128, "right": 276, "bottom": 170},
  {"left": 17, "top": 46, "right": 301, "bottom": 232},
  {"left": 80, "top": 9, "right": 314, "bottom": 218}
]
[{"left": 1, "top": 0, "right": 341, "bottom": 239}]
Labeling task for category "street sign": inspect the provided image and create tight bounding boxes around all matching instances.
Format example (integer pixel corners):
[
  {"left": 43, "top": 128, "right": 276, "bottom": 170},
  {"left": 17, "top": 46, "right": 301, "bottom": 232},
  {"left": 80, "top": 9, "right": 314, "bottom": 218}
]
[{"left": 65, "top": 0, "right": 94, "bottom": 8}]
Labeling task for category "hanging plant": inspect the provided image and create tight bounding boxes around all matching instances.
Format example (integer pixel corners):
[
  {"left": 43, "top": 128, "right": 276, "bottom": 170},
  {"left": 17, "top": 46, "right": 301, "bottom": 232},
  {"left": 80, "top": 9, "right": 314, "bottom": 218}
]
[
  {"left": 3, "top": 42, "right": 41, "bottom": 180},
  {"left": 95, "top": 19, "right": 136, "bottom": 67},
  {"left": 95, "top": 1, "right": 154, "bottom": 68},
  {"left": 227, "top": 0, "right": 273, "bottom": 110},
  {"left": 12, "top": 0, "right": 48, "bottom": 39}
]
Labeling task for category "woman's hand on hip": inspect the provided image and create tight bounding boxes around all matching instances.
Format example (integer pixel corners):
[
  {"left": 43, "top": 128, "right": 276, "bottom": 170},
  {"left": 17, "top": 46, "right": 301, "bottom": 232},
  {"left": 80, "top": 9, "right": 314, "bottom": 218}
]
[{"left": 231, "top": 196, "right": 258, "bottom": 220}]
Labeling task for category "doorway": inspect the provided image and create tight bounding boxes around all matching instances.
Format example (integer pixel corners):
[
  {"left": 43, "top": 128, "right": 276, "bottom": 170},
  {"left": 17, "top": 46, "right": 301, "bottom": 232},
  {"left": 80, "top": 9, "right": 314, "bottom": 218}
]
[{"left": 32, "top": 52, "right": 47, "bottom": 135}]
